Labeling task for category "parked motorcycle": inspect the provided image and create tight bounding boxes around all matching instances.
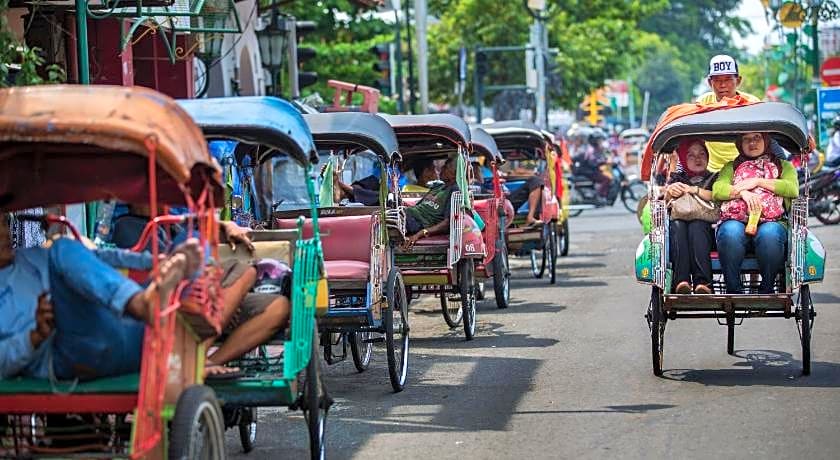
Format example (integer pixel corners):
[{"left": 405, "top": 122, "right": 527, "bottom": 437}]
[{"left": 805, "top": 167, "right": 840, "bottom": 225}]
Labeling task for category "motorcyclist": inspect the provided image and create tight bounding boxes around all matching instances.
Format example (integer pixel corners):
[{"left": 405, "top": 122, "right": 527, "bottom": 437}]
[
  {"left": 572, "top": 129, "right": 612, "bottom": 201},
  {"left": 825, "top": 116, "right": 840, "bottom": 168}
]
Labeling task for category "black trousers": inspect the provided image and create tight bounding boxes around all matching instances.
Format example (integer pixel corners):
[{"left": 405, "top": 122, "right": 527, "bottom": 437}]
[{"left": 669, "top": 219, "right": 713, "bottom": 287}]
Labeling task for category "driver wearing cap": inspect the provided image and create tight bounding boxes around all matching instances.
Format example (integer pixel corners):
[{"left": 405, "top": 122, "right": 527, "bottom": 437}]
[{"left": 697, "top": 54, "right": 761, "bottom": 172}]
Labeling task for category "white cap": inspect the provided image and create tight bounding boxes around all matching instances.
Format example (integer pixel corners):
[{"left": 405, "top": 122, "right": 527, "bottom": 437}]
[{"left": 708, "top": 54, "right": 739, "bottom": 77}]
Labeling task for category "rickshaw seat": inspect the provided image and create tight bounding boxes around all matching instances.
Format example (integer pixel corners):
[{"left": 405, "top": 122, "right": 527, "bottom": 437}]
[
  {"left": 276, "top": 214, "right": 374, "bottom": 281},
  {"left": 0, "top": 373, "right": 139, "bottom": 394},
  {"left": 324, "top": 260, "right": 370, "bottom": 280},
  {"left": 709, "top": 251, "right": 760, "bottom": 271},
  {"left": 415, "top": 235, "right": 449, "bottom": 246},
  {"left": 473, "top": 199, "right": 493, "bottom": 224}
]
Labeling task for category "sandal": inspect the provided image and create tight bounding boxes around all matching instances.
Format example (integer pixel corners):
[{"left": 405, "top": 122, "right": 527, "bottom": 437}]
[{"left": 204, "top": 364, "right": 243, "bottom": 381}]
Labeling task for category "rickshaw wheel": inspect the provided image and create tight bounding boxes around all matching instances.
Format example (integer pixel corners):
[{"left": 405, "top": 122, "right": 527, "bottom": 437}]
[
  {"left": 558, "top": 219, "right": 570, "bottom": 257},
  {"left": 649, "top": 287, "right": 666, "bottom": 377},
  {"left": 385, "top": 269, "right": 410, "bottom": 392},
  {"left": 568, "top": 185, "right": 584, "bottom": 217},
  {"left": 476, "top": 281, "right": 487, "bottom": 300},
  {"left": 238, "top": 407, "right": 257, "bottom": 453},
  {"left": 168, "top": 385, "right": 225, "bottom": 460},
  {"left": 548, "top": 222, "right": 558, "bottom": 285},
  {"left": 726, "top": 311, "right": 736, "bottom": 356},
  {"left": 349, "top": 332, "right": 373, "bottom": 372},
  {"left": 440, "top": 286, "right": 464, "bottom": 328},
  {"left": 493, "top": 240, "right": 510, "bottom": 309},
  {"left": 460, "top": 260, "right": 477, "bottom": 340},
  {"left": 622, "top": 180, "right": 648, "bottom": 214},
  {"left": 530, "top": 224, "right": 549, "bottom": 279},
  {"left": 304, "top": 328, "right": 329, "bottom": 460},
  {"left": 797, "top": 285, "right": 814, "bottom": 376}
]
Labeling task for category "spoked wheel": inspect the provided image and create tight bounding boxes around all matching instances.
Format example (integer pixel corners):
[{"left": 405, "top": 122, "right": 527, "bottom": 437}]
[
  {"left": 726, "top": 310, "right": 736, "bottom": 356},
  {"left": 492, "top": 240, "right": 510, "bottom": 309},
  {"left": 558, "top": 219, "right": 570, "bottom": 257},
  {"left": 238, "top": 407, "right": 257, "bottom": 453},
  {"left": 303, "top": 328, "right": 329, "bottom": 460},
  {"left": 797, "top": 285, "right": 814, "bottom": 376},
  {"left": 385, "top": 269, "right": 410, "bottom": 392},
  {"left": 168, "top": 385, "right": 226, "bottom": 460},
  {"left": 813, "top": 188, "right": 840, "bottom": 225},
  {"left": 440, "top": 286, "right": 463, "bottom": 328},
  {"left": 529, "top": 224, "right": 549, "bottom": 279},
  {"left": 568, "top": 185, "right": 584, "bottom": 217},
  {"left": 548, "top": 222, "right": 558, "bottom": 285},
  {"left": 459, "top": 259, "right": 477, "bottom": 340},
  {"left": 475, "top": 281, "right": 487, "bottom": 300},
  {"left": 621, "top": 180, "right": 648, "bottom": 213},
  {"left": 349, "top": 331, "right": 373, "bottom": 372},
  {"left": 648, "top": 287, "right": 666, "bottom": 377}
]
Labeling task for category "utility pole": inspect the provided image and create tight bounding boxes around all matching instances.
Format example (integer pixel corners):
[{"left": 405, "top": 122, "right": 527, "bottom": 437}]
[
  {"left": 641, "top": 90, "right": 650, "bottom": 130},
  {"left": 404, "top": 0, "right": 416, "bottom": 114},
  {"left": 415, "top": 0, "right": 428, "bottom": 114},
  {"left": 528, "top": 20, "right": 547, "bottom": 128},
  {"left": 393, "top": 2, "right": 405, "bottom": 113}
]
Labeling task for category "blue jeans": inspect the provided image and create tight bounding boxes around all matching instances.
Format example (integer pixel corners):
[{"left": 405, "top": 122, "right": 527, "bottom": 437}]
[
  {"left": 49, "top": 239, "right": 145, "bottom": 380},
  {"left": 715, "top": 220, "right": 787, "bottom": 294}
]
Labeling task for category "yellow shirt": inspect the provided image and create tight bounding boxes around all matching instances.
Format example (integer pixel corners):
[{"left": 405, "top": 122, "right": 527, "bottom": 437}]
[{"left": 696, "top": 91, "right": 761, "bottom": 171}]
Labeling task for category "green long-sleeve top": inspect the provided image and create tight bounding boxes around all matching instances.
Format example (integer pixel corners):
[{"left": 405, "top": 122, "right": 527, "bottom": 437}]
[{"left": 712, "top": 159, "right": 799, "bottom": 208}]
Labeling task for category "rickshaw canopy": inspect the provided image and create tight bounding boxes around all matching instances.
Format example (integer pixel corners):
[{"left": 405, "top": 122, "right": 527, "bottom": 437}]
[
  {"left": 468, "top": 126, "right": 504, "bottom": 164},
  {"left": 483, "top": 120, "right": 548, "bottom": 156},
  {"left": 303, "top": 112, "right": 399, "bottom": 163},
  {"left": 177, "top": 97, "right": 318, "bottom": 166},
  {"left": 379, "top": 114, "right": 471, "bottom": 158},
  {"left": 0, "top": 85, "right": 220, "bottom": 212},
  {"left": 648, "top": 102, "right": 810, "bottom": 154}
]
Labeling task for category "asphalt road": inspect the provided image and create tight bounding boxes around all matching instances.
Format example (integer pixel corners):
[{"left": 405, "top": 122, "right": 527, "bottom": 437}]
[{"left": 227, "top": 207, "right": 840, "bottom": 460}]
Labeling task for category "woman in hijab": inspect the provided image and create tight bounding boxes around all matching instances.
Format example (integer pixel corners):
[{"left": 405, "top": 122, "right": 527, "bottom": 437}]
[
  {"left": 666, "top": 138, "right": 717, "bottom": 294},
  {"left": 712, "top": 132, "right": 799, "bottom": 294}
]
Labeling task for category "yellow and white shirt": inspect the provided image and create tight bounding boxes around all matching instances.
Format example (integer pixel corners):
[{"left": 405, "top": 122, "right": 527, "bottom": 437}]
[{"left": 696, "top": 91, "right": 761, "bottom": 172}]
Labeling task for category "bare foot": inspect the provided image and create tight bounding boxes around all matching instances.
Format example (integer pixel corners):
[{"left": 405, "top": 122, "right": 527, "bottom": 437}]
[
  {"left": 125, "top": 254, "right": 189, "bottom": 323},
  {"left": 525, "top": 218, "right": 543, "bottom": 227},
  {"left": 204, "top": 361, "right": 242, "bottom": 380},
  {"left": 171, "top": 238, "right": 202, "bottom": 276}
]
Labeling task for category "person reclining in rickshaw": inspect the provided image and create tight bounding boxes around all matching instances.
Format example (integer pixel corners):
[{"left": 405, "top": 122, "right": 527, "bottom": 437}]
[
  {"left": 504, "top": 166, "right": 544, "bottom": 227},
  {"left": 403, "top": 156, "right": 459, "bottom": 246},
  {"left": 111, "top": 206, "right": 290, "bottom": 379},
  {"left": 0, "top": 214, "right": 202, "bottom": 380},
  {"left": 713, "top": 132, "right": 799, "bottom": 294},
  {"left": 665, "top": 138, "right": 716, "bottom": 295}
]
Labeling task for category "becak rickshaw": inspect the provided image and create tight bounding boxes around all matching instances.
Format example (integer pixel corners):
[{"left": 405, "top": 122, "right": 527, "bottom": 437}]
[
  {"left": 382, "top": 114, "right": 485, "bottom": 340},
  {"left": 468, "top": 126, "right": 511, "bottom": 309},
  {"left": 484, "top": 121, "right": 563, "bottom": 284},
  {"left": 636, "top": 101, "right": 825, "bottom": 377},
  {"left": 273, "top": 112, "right": 409, "bottom": 393},
  {"left": 178, "top": 96, "right": 330, "bottom": 457},
  {"left": 0, "top": 85, "right": 225, "bottom": 458}
]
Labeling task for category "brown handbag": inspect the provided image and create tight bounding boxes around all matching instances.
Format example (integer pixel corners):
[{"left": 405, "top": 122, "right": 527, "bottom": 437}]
[{"left": 668, "top": 193, "right": 720, "bottom": 222}]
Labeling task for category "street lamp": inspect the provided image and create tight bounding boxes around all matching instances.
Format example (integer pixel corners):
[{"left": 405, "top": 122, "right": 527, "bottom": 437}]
[{"left": 256, "top": 8, "right": 289, "bottom": 95}]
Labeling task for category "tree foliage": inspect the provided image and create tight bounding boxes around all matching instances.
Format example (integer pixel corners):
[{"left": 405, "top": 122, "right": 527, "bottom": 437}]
[{"left": 0, "top": 0, "right": 65, "bottom": 87}]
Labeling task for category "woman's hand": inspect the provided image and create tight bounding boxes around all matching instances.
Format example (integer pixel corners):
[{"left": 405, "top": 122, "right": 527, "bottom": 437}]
[
  {"left": 667, "top": 182, "right": 688, "bottom": 198},
  {"left": 732, "top": 178, "right": 762, "bottom": 195},
  {"left": 739, "top": 190, "right": 763, "bottom": 214}
]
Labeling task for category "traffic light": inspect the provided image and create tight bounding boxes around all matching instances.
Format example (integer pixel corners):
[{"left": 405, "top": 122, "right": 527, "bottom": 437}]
[
  {"left": 295, "top": 20, "right": 318, "bottom": 91},
  {"left": 580, "top": 89, "right": 610, "bottom": 126},
  {"left": 370, "top": 43, "right": 391, "bottom": 96}
]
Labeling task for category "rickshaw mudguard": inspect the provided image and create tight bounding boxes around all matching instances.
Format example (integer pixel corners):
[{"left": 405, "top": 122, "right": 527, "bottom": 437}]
[
  {"left": 461, "top": 214, "right": 486, "bottom": 257},
  {"left": 803, "top": 230, "right": 826, "bottom": 283},
  {"left": 635, "top": 238, "right": 655, "bottom": 284}
]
